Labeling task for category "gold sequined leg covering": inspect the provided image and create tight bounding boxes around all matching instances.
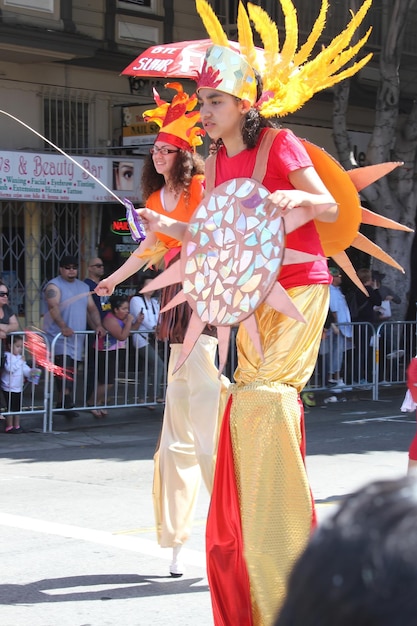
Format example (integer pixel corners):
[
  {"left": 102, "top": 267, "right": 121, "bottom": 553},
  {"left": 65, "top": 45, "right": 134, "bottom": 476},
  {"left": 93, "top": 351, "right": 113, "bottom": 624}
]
[
  {"left": 230, "top": 284, "right": 329, "bottom": 624},
  {"left": 230, "top": 383, "right": 311, "bottom": 625}
]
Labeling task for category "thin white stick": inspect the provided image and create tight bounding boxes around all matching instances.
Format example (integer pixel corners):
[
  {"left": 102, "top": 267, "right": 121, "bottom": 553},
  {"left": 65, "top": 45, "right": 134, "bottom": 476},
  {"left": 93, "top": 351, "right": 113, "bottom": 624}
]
[{"left": 0, "top": 109, "right": 125, "bottom": 206}]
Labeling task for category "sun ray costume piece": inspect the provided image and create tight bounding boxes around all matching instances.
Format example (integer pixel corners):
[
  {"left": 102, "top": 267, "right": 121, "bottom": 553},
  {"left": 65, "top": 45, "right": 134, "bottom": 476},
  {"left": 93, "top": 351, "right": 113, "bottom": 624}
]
[{"left": 136, "top": 1, "right": 412, "bottom": 622}]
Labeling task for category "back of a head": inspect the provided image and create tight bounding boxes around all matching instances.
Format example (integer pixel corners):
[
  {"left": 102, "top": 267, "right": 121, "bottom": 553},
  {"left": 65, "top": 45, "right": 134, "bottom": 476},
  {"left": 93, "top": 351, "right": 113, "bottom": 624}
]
[
  {"left": 357, "top": 267, "right": 372, "bottom": 285},
  {"left": 275, "top": 476, "right": 417, "bottom": 626}
]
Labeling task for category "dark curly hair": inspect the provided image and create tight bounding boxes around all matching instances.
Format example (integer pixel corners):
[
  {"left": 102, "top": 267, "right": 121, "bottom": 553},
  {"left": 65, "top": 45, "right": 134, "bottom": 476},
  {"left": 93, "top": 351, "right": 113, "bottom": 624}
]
[
  {"left": 109, "top": 294, "right": 129, "bottom": 312},
  {"left": 210, "top": 69, "right": 278, "bottom": 153},
  {"left": 141, "top": 149, "right": 205, "bottom": 206}
]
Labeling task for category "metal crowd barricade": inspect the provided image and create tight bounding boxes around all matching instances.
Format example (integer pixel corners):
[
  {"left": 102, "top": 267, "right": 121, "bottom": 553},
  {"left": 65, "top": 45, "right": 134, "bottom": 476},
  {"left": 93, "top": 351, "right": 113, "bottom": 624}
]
[
  {"left": 305, "top": 320, "right": 416, "bottom": 399},
  {"left": 47, "top": 329, "right": 169, "bottom": 432},
  {"left": 1, "top": 321, "right": 415, "bottom": 434},
  {"left": 373, "top": 320, "right": 415, "bottom": 400},
  {"left": 0, "top": 330, "right": 50, "bottom": 433}
]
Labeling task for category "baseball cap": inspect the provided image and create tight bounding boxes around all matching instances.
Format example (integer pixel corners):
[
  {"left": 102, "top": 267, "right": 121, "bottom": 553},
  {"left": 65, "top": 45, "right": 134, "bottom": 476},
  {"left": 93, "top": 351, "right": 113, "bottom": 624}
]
[{"left": 60, "top": 255, "right": 78, "bottom": 267}]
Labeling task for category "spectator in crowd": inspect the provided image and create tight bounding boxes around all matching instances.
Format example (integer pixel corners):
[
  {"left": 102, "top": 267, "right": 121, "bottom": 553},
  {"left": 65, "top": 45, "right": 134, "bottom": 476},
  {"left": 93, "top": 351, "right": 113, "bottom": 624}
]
[
  {"left": 1, "top": 334, "right": 38, "bottom": 433},
  {"left": 84, "top": 257, "right": 108, "bottom": 319},
  {"left": 84, "top": 257, "right": 109, "bottom": 401},
  {"left": 349, "top": 267, "right": 382, "bottom": 385},
  {"left": 327, "top": 267, "right": 353, "bottom": 389},
  {"left": 372, "top": 269, "right": 401, "bottom": 322},
  {"left": 87, "top": 294, "right": 140, "bottom": 417},
  {"left": 371, "top": 269, "right": 404, "bottom": 382},
  {"left": 0, "top": 281, "right": 19, "bottom": 339},
  {"left": 275, "top": 475, "right": 417, "bottom": 626},
  {"left": 43, "top": 255, "right": 105, "bottom": 418},
  {"left": 129, "top": 271, "right": 164, "bottom": 403}
]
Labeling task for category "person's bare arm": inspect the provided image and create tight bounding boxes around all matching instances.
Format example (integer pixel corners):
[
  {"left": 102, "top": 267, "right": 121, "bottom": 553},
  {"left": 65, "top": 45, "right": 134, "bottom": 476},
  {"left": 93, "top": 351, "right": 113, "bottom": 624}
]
[
  {"left": 87, "top": 296, "right": 106, "bottom": 336},
  {"left": 0, "top": 314, "right": 19, "bottom": 338},
  {"left": 265, "top": 166, "right": 338, "bottom": 223},
  {"left": 95, "top": 232, "right": 158, "bottom": 296},
  {"left": 44, "top": 283, "right": 73, "bottom": 337},
  {"left": 138, "top": 208, "right": 188, "bottom": 240}
]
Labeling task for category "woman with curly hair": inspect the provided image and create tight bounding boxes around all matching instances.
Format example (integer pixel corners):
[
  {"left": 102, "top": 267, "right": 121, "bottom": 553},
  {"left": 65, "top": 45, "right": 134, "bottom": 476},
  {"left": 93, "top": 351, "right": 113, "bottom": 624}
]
[{"left": 96, "top": 85, "right": 229, "bottom": 578}]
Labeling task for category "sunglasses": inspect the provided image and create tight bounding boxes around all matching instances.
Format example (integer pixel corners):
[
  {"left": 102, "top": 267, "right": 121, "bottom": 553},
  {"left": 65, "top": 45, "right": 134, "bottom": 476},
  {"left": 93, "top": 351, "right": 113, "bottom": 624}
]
[
  {"left": 90, "top": 264, "right": 104, "bottom": 268},
  {"left": 0, "top": 291, "right": 9, "bottom": 297},
  {"left": 63, "top": 265, "right": 78, "bottom": 270},
  {"left": 150, "top": 146, "right": 179, "bottom": 156}
]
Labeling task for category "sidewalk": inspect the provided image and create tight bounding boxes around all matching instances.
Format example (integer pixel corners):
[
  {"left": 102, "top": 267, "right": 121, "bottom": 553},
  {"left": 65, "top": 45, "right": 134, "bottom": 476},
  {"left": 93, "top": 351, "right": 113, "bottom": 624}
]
[{"left": 0, "top": 403, "right": 165, "bottom": 455}]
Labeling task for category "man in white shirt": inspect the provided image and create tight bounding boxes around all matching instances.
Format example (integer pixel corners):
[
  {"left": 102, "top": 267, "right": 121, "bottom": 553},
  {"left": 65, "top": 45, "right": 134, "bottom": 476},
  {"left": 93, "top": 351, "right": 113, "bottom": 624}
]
[{"left": 327, "top": 267, "right": 353, "bottom": 388}]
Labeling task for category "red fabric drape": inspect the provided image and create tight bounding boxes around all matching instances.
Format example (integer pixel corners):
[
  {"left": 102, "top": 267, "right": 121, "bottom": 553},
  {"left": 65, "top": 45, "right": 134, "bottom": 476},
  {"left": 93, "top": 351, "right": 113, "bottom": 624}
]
[
  {"left": 206, "top": 395, "right": 253, "bottom": 626},
  {"left": 298, "top": 396, "right": 317, "bottom": 529},
  {"left": 409, "top": 430, "right": 417, "bottom": 460}
]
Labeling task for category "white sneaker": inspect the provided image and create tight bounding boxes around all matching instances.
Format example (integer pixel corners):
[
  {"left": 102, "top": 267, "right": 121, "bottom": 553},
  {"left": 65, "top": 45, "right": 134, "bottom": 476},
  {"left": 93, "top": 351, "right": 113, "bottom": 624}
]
[
  {"left": 336, "top": 379, "right": 346, "bottom": 387},
  {"left": 324, "top": 395, "right": 338, "bottom": 404},
  {"left": 170, "top": 545, "right": 184, "bottom": 578}
]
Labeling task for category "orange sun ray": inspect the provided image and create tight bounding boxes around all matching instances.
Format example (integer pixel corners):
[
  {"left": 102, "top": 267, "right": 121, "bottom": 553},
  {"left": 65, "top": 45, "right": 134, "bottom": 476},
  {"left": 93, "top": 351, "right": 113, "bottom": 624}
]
[
  {"left": 331, "top": 250, "right": 368, "bottom": 294},
  {"left": 350, "top": 232, "right": 405, "bottom": 272},
  {"left": 347, "top": 162, "right": 403, "bottom": 192},
  {"left": 360, "top": 207, "right": 413, "bottom": 231}
]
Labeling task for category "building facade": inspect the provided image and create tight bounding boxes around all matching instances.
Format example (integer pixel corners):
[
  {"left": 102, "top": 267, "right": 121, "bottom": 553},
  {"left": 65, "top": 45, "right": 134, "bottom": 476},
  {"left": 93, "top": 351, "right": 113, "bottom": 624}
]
[{"left": 0, "top": 0, "right": 416, "bottom": 326}]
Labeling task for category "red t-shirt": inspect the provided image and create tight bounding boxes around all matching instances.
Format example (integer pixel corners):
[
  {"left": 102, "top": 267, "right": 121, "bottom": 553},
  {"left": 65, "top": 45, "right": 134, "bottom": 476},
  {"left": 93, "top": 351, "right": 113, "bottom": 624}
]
[{"left": 215, "top": 128, "right": 331, "bottom": 289}]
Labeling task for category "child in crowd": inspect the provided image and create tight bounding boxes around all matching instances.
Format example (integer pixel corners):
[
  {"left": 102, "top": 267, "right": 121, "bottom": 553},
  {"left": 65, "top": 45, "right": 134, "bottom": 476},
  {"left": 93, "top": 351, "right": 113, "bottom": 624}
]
[{"left": 1, "top": 334, "right": 37, "bottom": 433}]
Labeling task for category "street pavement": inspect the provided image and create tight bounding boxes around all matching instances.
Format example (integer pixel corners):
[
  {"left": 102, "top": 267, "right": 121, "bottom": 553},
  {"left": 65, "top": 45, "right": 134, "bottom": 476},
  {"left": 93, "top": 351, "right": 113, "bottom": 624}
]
[{"left": 0, "top": 385, "right": 414, "bottom": 626}]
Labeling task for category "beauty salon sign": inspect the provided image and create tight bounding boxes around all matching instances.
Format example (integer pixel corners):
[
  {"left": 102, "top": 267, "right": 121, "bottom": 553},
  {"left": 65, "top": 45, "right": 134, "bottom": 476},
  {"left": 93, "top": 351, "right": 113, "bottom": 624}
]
[{"left": 0, "top": 151, "right": 144, "bottom": 203}]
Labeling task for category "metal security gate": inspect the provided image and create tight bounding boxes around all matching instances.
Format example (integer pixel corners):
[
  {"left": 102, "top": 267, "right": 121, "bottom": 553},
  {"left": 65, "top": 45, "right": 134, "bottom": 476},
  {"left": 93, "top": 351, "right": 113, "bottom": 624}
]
[{"left": 0, "top": 199, "right": 83, "bottom": 328}]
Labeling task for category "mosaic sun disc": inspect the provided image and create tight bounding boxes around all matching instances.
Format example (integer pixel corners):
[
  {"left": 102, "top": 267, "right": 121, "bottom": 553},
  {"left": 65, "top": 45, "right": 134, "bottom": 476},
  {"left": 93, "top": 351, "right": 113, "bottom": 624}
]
[{"left": 180, "top": 178, "right": 285, "bottom": 325}]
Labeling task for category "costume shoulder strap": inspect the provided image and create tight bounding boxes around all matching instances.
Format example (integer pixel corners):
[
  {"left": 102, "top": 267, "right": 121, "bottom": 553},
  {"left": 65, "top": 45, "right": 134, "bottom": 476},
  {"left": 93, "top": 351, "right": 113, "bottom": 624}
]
[
  {"left": 205, "top": 129, "right": 282, "bottom": 191},
  {"left": 204, "top": 153, "right": 217, "bottom": 193},
  {"left": 251, "top": 128, "right": 281, "bottom": 182}
]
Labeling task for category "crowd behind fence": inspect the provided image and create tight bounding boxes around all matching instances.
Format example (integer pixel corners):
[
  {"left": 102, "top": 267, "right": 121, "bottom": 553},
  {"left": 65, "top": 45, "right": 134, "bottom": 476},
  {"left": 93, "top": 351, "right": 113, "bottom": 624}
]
[{"left": 0, "top": 321, "right": 415, "bottom": 433}]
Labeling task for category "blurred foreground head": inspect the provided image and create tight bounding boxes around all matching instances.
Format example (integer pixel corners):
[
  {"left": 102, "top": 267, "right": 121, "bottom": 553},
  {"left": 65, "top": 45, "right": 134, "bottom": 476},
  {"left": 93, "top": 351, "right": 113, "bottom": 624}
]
[{"left": 275, "top": 475, "right": 417, "bottom": 626}]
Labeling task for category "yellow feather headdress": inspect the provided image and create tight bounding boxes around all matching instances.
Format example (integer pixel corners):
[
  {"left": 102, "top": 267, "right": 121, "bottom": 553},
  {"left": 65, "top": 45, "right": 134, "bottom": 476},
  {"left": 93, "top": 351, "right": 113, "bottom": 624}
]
[{"left": 195, "top": 0, "right": 373, "bottom": 117}]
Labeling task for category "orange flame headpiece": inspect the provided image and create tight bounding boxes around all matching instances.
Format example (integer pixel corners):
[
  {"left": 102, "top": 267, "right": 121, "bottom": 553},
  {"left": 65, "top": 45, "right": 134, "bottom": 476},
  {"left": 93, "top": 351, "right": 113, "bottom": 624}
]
[{"left": 143, "top": 82, "right": 205, "bottom": 152}]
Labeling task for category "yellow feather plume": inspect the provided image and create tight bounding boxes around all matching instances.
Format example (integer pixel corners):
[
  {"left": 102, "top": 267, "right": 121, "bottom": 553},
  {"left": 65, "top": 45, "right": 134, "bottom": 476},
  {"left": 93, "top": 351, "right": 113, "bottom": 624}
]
[
  {"left": 278, "top": 0, "right": 299, "bottom": 71},
  {"left": 293, "top": 0, "right": 329, "bottom": 66},
  {"left": 237, "top": 2, "right": 258, "bottom": 72},
  {"left": 247, "top": 3, "right": 279, "bottom": 70},
  {"left": 195, "top": 0, "right": 229, "bottom": 48},
  {"left": 260, "top": 0, "right": 373, "bottom": 117},
  {"left": 313, "top": 0, "right": 372, "bottom": 66}
]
